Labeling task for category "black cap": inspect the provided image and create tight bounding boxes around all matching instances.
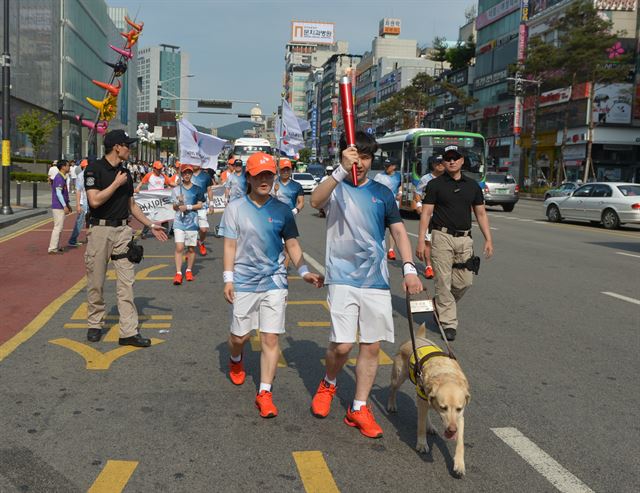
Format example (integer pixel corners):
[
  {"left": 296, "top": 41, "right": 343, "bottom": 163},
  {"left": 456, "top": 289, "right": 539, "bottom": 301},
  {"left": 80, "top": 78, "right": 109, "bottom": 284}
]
[
  {"left": 443, "top": 145, "right": 463, "bottom": 159},
  {"left": 233, "top": 159, "right": 243, "bottom": 166},
  {"left": 104, "top": 129, "right": 137, "bottom": 148},
  {"left": 383, "top": 159, "right": 396, "bottom": 167}
]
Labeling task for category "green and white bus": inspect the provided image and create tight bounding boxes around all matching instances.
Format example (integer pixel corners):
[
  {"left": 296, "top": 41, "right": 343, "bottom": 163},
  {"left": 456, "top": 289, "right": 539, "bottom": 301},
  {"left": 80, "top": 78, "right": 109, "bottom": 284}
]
[{"left": 374, "top": 128, "right": 487, "bottom": 213}]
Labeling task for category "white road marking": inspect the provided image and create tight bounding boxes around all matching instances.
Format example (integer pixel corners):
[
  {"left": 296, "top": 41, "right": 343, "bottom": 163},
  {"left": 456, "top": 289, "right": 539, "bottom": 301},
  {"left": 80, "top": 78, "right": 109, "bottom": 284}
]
[
  {"left": 615, "top": 252, "right": 640, "bottom": 259},
  {"left": 491, "top": 427, "right": 594, "bottom": 493},
  {"left": 407, "top": 232, "right": 418, "bottom": 238},
  {"left": 303, "top": 252, "right": 325, "bottom": 275},
  {"left": 518, "top": 219, "right": 534, "bottom": 222},
  {"left": 601, "top": 291, "right": 640, "bottom": 306}
]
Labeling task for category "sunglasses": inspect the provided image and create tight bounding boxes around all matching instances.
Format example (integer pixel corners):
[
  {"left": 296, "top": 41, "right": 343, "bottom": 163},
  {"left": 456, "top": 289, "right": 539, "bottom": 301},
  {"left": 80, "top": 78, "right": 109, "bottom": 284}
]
[{"left": 443, "top": 155, "right": 462, "bottom": 162}]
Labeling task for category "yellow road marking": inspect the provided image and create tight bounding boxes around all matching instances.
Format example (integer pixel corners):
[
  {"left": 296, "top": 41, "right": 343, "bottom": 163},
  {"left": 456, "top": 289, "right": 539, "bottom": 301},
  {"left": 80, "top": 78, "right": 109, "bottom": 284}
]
[
  {"left": 87, "top": 460, "right": 138, "bottom": 493},
  {"left": 289, "top": 276, "right": 302, "bottom": 280},
  {"left": 139, "top": 255, "right": 175, "bottom": 258},
  {"left": 298, "top": 321, "right": 331, "bottom": 327},
  {"left": 70, "top": 302, "right": 172, "bottom": 321},
  {"left": 0, "top": 278, "right": 86, "bottom": 363},
  {"left": 106, "top": 264, "right": 173, "bottom": 281},
  {"left": 293, "top": 451, "right": 340, "bottom": 493},
  {"left": 49, "top": 337, "right": 165, "bottom": 370},
  {"left": 250, "top": 329, "right": 287, "bottom": 367},
  {"left": 63, "top": 322, "right": 171, "bottom": 329},
  {"left": 289, "top": 300, "right": 329, "bottom": 311},
  {"left": 321, "top": 351, "right": 393, "bottom": 367},
  {"left": 0, "top": 216, "right": 53, "bottom": 244}
]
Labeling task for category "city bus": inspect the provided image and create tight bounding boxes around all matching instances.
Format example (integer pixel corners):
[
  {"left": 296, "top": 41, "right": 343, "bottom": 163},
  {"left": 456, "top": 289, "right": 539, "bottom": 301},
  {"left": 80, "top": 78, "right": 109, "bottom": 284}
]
[
  {"left": 374, "top": 128, "right": 487, "bottom": 213},
  {"left": 232, "top": 137, "right": 272, "bottom": 164}
]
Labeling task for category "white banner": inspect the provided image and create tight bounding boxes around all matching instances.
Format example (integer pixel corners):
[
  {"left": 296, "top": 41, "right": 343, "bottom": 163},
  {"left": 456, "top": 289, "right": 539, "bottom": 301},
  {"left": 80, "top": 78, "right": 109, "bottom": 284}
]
[
  {"left": 134, "top": 190, "right": 174, "bottom": 222},
  {"left": 291, "top": 21, "right": 334, "bottom": 44},
  {"left": 179, "top": 118, "right": 228, "bottom": 169}
]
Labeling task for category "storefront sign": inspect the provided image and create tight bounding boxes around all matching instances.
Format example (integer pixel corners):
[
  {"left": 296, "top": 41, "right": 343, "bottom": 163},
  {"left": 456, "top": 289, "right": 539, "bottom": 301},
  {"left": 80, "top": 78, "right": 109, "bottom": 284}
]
[
  {"left": 291, "top": 21, "right": 335, "bottom": 44},
  {"left": 517, "top": 24, "right": 528, "bottom": 63},
  {"left": 521, "top": 0, "right": 530, "bottom": 21},
  {"left": 476, "top": 0, "right": 520, "bottom": 30},
  {"left": 539, "top": 87, "right": 572, "bottom": 107},
  {"left": 592, "top": 83, "right": 633, "bottom": 125},
  {"left": 473, "top": 68, "right": 508, "bottom": 90},
  {"left": 562, "top": 144, "right": 586, "bottom": 160},
  {"left": 479, "top": 41, "right": 496, "bottom": 54}
]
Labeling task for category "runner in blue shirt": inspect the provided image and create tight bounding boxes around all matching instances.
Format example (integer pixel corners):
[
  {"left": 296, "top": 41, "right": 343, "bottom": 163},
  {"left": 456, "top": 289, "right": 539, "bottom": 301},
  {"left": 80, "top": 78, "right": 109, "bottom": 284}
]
[
  {"left": 171, "top": 164, "right": 205, "bottom": 285},
  {"left": 222, "top": 152, "right": 323, "bottom": 419},
  {"left": 272, "top": 158, "right": 305, "bottom": 214},
  {"left": 191, "top": 165, "right": 214, "bottom": 256},
  {"left": 224, "top": 159, "right": 247, "bottom": 203},
  {"left": 309, "top": 131, "right": 423, "bottom": 439},
  {"left": 373, "top": 159, "right": 402, "bottom": 261}
]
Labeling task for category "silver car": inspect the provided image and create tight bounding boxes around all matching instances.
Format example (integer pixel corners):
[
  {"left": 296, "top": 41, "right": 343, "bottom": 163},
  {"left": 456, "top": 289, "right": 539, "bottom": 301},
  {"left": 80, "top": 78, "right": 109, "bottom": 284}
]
[
  {"left": 292, "top": 172, "right": 318, "bottom": 193},
  {"left": 483, "top": 173, "right": 519, "bottom": 212},
  {"left": 544, "top": 181, "right": 580, "bottom": 200},
  {"left": 544, "top": 182, "right": 640, "bottom": 229}
]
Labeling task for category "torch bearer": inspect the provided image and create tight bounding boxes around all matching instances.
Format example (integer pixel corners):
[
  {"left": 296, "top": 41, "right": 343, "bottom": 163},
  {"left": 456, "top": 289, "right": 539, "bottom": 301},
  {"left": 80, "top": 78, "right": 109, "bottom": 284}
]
[{"left": 339, "top": 75, "right": 358, "bottom": 186}]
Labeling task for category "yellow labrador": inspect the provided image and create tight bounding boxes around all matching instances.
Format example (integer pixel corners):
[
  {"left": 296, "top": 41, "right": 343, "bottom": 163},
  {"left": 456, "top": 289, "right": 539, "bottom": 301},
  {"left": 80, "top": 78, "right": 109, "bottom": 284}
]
[{"left": 387, "top": 323, "right": 470, "bottom": 476}]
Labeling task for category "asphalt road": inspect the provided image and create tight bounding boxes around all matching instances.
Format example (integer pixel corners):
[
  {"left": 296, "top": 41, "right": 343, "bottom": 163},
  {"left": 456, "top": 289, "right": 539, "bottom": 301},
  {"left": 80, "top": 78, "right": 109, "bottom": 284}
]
[{"left": 0, "top": 198, "right": 638, "bottom": 492}]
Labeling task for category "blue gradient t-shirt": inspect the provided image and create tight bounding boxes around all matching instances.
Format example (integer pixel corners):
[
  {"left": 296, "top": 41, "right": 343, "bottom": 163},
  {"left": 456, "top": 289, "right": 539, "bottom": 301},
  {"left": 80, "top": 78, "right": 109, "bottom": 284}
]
[
  {"left": 191, "top": 171, "right": 213, "bottom": 202},
  {"left": 222, "top": 196, "right": 299, "bottom": 292},
  {"left": 373, "top": 171, "right": 401, "bottom": 196},
  {"left": 272, "top": 178, "right": 304, "bottom": 209},
  {"left": 323, "top": 180, "right": 402, "bottom": 289},
  {"left": 225, "top": 172, "right": 247, "bottom": 202},
  {"left": 171, "top": 184, "right": 205, "bottom": 231}
]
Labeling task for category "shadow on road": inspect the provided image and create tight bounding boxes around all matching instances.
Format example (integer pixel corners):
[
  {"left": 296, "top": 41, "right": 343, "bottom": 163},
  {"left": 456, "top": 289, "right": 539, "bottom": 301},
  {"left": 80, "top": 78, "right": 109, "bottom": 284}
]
[{"left": 587, "top": 241, "right": 640, "bottom": 253}]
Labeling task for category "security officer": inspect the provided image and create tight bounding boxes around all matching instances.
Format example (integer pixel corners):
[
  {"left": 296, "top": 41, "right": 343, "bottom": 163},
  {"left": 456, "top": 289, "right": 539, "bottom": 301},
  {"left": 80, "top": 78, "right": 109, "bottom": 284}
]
[
  {"left": 84, "top": 129, "right": 168, "bottom": 347},
  {"left": 415, "top": 145, "right": 494, "bottom": 341}
]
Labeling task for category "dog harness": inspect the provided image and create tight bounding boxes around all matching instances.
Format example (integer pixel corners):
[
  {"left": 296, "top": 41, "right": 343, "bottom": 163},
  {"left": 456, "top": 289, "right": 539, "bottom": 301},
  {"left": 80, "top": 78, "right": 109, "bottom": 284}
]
[{"left": 409, "top": 344, "right": 450, "bottom": 401}]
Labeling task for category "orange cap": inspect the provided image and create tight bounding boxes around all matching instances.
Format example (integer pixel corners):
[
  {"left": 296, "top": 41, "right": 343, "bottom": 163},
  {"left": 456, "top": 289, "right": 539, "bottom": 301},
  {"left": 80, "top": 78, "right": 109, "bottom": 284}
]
[
  {"left": 180, "top": 164, "right": 195, "bottom": 173},
  {"left": 80, "top": 159, "right": 89, "bottom": 168},
  {"left": 246, "top": 152, "right": 276, "bottom": 176},
  {"left": 279, "top": 158, "right": 292, "bottom": 169},
  {"left": 152, "top": 160, "right": 163, "bottom": 170}
]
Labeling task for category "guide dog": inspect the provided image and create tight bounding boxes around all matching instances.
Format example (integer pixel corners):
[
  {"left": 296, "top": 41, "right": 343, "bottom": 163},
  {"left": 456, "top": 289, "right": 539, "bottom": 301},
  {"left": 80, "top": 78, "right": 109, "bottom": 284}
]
[{"left": 387, "top": 323, "right": 470, "bottom": 476}]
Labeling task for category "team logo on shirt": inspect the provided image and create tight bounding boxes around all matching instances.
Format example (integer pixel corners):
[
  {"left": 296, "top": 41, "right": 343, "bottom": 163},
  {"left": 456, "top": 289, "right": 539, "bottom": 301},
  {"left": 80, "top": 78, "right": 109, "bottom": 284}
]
[
  {"left": 86, "top": 177, "right": 95, "bottom": 186},
  {"left": 268, "top": 217, "right": 273, "bottom": 222},
  {"left": 372, "top": 197, "right": 378, "bottom": 203}
]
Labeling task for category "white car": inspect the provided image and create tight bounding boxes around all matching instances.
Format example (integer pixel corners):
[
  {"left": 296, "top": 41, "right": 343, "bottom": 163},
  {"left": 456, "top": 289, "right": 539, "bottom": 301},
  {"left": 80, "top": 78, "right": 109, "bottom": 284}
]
[
  {"left": 292, "top": 172, "right": 318, "bottom": 193},
  {"left": 544, "top": 182, "right": 640, "bottom": 229}
]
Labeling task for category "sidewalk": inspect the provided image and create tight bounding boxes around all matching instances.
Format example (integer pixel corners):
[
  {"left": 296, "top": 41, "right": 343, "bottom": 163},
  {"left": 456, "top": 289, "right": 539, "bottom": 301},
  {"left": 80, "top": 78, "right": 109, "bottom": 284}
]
[{"left": 0, "top": 181, "right": 66, "bottom": 229}]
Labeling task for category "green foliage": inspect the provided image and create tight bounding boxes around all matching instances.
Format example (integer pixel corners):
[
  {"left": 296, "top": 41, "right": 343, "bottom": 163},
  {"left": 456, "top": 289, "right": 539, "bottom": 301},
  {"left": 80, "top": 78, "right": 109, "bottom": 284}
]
[
  {"left": 298, "top": 147, "right": 312, "bottom": 162},
  {"left": 429, "top": 36, "right": 449, "bottom": 69},
  {"left": 16, "top": 109, "right": 58, "bottom": 164},
  {"left": 10, "top": 172, "right": 48, "bottom": 182},
  {"left": 10, "top": 155, "right": 53, "bottom": 165},
  {"left": 446, "top": 36, "right": 476, "bottom": 71}
]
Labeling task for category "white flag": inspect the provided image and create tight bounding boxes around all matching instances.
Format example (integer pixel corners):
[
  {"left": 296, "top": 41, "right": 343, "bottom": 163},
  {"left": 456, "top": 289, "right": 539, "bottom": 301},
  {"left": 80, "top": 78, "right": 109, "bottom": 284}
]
[{"left": 178, "top": 118, "right": 228, "bottom": 169}]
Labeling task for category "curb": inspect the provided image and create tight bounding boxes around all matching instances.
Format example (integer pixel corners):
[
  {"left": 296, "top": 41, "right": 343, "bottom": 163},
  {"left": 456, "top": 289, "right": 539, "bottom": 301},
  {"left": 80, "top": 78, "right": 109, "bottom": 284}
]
[{"left": 0, "top": 208, "right": 48, "bottom": 229}]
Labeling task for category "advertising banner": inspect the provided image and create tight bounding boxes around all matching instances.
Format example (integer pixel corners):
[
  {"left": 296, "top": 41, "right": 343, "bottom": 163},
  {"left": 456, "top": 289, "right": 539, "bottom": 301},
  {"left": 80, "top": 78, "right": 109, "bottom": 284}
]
[
  {"left": 291, "top": 21, "right": 335, "bottom": 44},
  {"left": 592, "top": 83, "right": 633, "bottom": 125},
  {"left": 135, "top": 190, "right": 174, "bottom": 222},
  {"left": 476, "top": 0, "right": 520, "bottom": 30}
]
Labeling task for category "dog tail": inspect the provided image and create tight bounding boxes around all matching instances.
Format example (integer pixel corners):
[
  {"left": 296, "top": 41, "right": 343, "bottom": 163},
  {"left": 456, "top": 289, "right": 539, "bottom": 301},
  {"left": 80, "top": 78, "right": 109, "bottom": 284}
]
[{"left": 416, "top": 322, "right": 427, "bottom": 338}]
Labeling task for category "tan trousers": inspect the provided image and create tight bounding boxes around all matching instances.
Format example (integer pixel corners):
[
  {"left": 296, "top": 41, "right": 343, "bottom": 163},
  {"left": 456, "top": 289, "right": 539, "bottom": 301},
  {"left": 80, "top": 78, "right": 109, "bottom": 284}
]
[
  {"left": 84, "top": 225, "right": 138, "bottom": 338},
  {"left": 431, "top": 229, "right": 474, "bottom": 330},
  {"left": 48, "top": 209, "right": 65, "bottom": 252}
]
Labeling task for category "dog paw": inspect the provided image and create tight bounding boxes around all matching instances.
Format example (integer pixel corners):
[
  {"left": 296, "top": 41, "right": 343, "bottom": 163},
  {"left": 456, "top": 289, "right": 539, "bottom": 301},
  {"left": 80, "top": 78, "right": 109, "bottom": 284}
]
[
  {"left": 416, "top": 440, "right": 429, "bottom": 454},
  {"left": 427, "top": 425, "right": 437, "bottom": 435},
  {"left": 386, "top": 402, "right": 397, "bottom": 413},
  {"left": 453, "top": 460, "right": 466, "bottom": 477}
]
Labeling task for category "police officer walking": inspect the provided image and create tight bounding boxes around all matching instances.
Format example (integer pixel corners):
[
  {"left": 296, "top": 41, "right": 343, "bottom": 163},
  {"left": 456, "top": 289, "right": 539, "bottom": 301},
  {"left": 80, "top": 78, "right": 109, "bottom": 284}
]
[
  {"left": 416, "top": 145, "right": 494, "bottom": 341},
  {"left": 84, "top": 130, "right": 168, "bottom": 346}
]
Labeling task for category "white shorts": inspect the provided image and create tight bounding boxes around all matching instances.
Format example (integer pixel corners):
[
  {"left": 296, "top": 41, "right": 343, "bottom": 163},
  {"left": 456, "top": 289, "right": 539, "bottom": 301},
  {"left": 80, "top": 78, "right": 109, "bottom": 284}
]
[
  {"left": 327, "top": 284, "right": 394, "bottom": 343},
  {"left": 230, "top": 289, "right": 288, "bottom": 337},
  {"left": 174, "top": 229, "right": 198, "bottom": 247},
  {"left": 197, "top": 209, "right": 209, "bottom": 229}
]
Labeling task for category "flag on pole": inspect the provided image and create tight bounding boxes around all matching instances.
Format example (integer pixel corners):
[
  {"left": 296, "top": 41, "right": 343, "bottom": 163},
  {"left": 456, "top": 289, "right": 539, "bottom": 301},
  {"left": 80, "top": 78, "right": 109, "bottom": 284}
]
[
  {"left": 178, "top": 118, "right": 228, "bottom": 169},
  {"left": 277, "top": 99, "right": 307, "bottom": 156}
]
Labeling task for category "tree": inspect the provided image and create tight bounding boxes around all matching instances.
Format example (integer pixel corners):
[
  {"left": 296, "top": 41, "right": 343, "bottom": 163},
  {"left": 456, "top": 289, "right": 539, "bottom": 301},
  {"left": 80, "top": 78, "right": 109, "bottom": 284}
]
[
  {"left": 298, "top": 147, "right": 312, "bottom": 163},
  {"left": 429, "top": 36, "right": 448, "bottom": 71},
  {"left": 16, "top": 109, "right": 58, "bottom": 164},
  {"left": 524, "top": 0, "right": 631, "bottom": 182},
  {"left": 446, "top": 35, "right": 476, "bottom": 71}
]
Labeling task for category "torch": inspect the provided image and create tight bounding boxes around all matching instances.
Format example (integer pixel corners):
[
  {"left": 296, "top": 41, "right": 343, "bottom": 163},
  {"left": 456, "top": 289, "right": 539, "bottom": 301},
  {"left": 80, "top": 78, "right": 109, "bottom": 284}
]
[{"left": 339, "top": 76, "right": 358, "bottom": 186}]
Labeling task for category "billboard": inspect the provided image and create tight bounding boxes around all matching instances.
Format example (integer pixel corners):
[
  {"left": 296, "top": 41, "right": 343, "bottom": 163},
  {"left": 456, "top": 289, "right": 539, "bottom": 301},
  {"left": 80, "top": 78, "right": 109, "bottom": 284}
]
[
  {"left": 476, "top": 0, "right": 520, "bottom": 30},
  {"left": 592, "top": 83, "right": 633, "bottom": 125},
  {"left": 291, "top": 21, "right": 335, "bottom": 45},
  {"left": 379, "top": 18, "right": 401, "bottom": 37}
]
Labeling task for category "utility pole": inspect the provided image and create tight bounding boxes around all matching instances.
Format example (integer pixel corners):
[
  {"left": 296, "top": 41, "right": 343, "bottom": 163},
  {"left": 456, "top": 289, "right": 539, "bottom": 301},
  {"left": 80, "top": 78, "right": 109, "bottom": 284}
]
[{"left": 1, "top": 0, "right": 13, "bottom": 215}]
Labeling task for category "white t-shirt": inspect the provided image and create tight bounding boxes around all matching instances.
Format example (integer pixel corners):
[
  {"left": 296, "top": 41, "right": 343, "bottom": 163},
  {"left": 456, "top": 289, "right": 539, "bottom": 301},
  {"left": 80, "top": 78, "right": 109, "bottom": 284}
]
[
  {"left": 69, "top": 164, "right": 77, "bottom": 179},
  {"left": 48, "top": 166, "right": 59, "bottom": 180}
]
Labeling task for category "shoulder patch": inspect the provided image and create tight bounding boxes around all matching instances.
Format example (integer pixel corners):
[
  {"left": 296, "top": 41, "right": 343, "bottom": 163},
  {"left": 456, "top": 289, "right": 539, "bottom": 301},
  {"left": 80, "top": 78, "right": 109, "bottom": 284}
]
[{"left": 86, "top": 176, "right": 95, "bottom": 186}]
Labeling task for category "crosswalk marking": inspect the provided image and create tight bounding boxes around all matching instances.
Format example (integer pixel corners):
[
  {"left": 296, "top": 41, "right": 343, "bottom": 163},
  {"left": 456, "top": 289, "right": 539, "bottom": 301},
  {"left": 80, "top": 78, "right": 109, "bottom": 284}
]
[
  {"left": 88, "top": 460, "right": 138, "bottom": 493},
  {"left": 293, "top": 451, "right": 340, "bottom": 493}
]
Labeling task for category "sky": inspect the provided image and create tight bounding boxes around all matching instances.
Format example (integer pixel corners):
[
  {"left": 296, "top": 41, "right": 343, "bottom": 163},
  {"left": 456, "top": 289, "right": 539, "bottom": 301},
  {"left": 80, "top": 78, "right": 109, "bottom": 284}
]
[{"left": 106, "top": 0, "right": 474, "bottom": 129}]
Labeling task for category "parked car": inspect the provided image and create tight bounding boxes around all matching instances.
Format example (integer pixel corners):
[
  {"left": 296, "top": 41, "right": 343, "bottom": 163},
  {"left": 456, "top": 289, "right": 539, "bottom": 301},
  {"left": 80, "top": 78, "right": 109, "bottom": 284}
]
[
  {"left": 293, "top": 172, "right": 318, "bottom": 193},
  {"left": 544, "top": 181, "right": 580, "bottom": 200},
  {"left": 483, "top": 173, "right": 519, "bottom": 212},
  {"left": 306, "top": 164, "right": 325, "bottom": 183},
  {"left": 544, "top": 182, "right": 640, "bottom": 229}
]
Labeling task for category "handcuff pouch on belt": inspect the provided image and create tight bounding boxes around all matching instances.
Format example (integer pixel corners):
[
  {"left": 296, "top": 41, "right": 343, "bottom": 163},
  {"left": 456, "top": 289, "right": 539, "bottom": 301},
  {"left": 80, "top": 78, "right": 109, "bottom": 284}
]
[
  {"left": 110, "top": 238, "right": 144, "bottom": 264},
  {"left": 452, "top": 255, "right": 481, "bottom": 275}
]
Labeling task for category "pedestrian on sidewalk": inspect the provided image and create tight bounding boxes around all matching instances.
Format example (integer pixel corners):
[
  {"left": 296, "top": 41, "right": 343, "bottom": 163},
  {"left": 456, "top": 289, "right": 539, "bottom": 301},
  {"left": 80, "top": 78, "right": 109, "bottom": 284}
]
[
  {"left": 84, "top": 130, "right": 168, "bottom": 347},
  {"left": 309, "top": 131, "right": 423, "bottom": 439},
  {"left": 47, "top": 160, "right": 59, "bottom": 185},
  {"left": 416, "top": 145, "right": 494, "bottom": 342},
  {"left": 222, "top": 152, "right": 323, "bottom": 419},
  {"left": 48, "top": 160, "right": 71, "bottom": 254},
  {"left": 68, "top": 158, "right": 89, "bottom": 248},
  {"left": 171, "top": 164, "right": 205, "bottom": 285}
]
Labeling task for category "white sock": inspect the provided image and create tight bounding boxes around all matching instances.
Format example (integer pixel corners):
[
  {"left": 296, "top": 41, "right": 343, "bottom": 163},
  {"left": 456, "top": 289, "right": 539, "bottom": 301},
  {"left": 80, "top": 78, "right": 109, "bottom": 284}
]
[
  {"left": 176, "top": 270, "right": 181, "bottom": 275},
  {"left": 259, "top": 382, "right": 272, "bottom": 393},
  {"left": 352, "top": 399, "right": 367, "bottom": 411},
  {"left": 324, "top": 375, "right": 337, "bottom": 386},
  {"left": 230, "top": 353, "right": 241, "bottom": 363},
  {"left": 389, "top": 248, "right": 394, "bottom": 252},
  {"left": 186, "top": 268, "right": 192, "bottom": 272}
]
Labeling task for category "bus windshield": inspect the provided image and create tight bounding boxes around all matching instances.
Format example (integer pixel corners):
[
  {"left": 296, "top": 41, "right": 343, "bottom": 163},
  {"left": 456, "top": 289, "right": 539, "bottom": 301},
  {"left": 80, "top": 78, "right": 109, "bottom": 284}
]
[
  {"left": 415, "top": 135, "right": 485, "bottom": 182},
  {"left": 232, "top": 145, "right": 271, "bottom": 157}
]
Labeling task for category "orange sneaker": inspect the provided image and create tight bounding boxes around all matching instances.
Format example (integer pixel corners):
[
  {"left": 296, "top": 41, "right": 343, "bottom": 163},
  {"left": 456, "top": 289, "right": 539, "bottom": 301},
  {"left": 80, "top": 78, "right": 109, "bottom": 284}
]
[
  {"left": 185, "top": 270, "right": 194, "bottom": 282},
  {"left": 425, "top": 265, "right": 434, "bottom": 279},
  {"left": 199, "top": 242, "right": 207, "bottom": 256},
  {"left": 387, "top": 249, "right": 396, "bottom": 260},
  {"left": 173, "top": 273, "right": 183, "bottom": 285},
  {"left": 344, "top": 405, "right": 383, "bottom": 438},
  {"left": 311, "top": 380, "right": 337, "bottom": 418},
  {"left": 229, "top": 358, "right": 245, "bottom": 385},
  {"left": 255, "top": 390, "right": 278, "bottom": 418}
]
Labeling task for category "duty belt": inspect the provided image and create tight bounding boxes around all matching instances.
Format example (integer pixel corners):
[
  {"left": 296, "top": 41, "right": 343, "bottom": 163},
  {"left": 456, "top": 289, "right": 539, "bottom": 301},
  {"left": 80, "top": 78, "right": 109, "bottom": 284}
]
[
  {"left": 89, "top": 218, "right": 128, "bottom": 227},
  {"left": 433, "top": 225, "right": 472, "bottom": 238}
]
